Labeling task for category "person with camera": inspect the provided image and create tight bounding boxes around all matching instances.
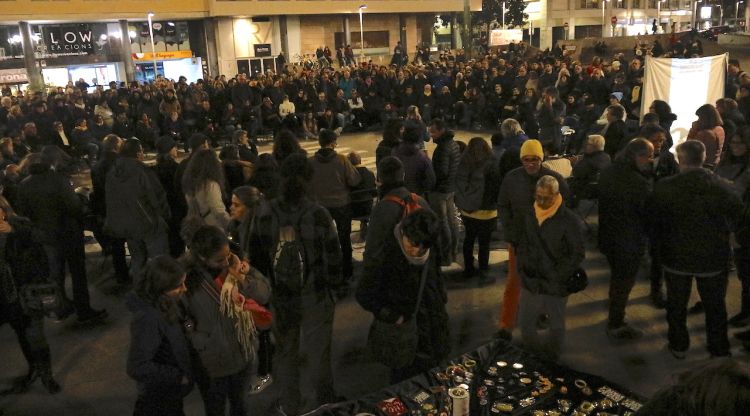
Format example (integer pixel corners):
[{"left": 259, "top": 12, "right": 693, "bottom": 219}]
[
  {"left": 0, "top": 195, "right": 61, "bottom": 394},
  {"left": 126, "top": 255, "right": 192, "bottom": 415}
]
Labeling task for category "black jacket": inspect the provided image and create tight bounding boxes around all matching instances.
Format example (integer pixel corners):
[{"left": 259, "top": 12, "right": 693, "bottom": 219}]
[
  {"left": 517, "top": 208, "right": 585, "bottom": 297},
  {"left": 498, "top": 166, "right": 570, "bottom": 245},
  {"left": 431, "top": 131, "right": 460, "bottom": 193},
  {"left": 598, "top": 160, "right": 651, "bottom": 257},
  {"left": 647, "top": 168, "right": 742, "bottom": 274},
  {"left": 603, "top": 120, "right": 628, "bottom": 158},
  {"left": 90, "top": 151, "right": 119, "bottom": 217},
  {"left": 15, "top": 164, "right": 85, "bottom": 245},
  {"left": 125, "top": 292, "right": 193, "bottom": 395}
]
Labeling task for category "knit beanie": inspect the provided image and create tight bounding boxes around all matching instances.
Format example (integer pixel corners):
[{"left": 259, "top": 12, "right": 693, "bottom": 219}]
[{"left": 520, "top": 139, "right": 544, "bottom": 160}]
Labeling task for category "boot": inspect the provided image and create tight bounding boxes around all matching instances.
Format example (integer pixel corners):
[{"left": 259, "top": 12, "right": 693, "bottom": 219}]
[
  {"left": 10, "top": 365, "right": 40, "bottom": 394},
  {"left": 37, "top": 350, "right": 61, "bottom": 394}
]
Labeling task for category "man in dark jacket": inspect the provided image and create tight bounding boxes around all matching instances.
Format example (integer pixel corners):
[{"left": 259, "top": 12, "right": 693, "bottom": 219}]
[
  {"left": 429, "top": 118, "right": 461, "bottom": 266},
  {"left": 648, "top": 140, "right": 742, "bottom": 359},
  {"left": 105, "top": 139, "right": 170, "bottom": 279},
  {"left": 90, "top": 134, "right": 129, "bottom": 284},
  {"left": 308, "top": 129, "right": 361, "bottom": 281},
  {"left": 392, "top": 126, "right": 436, "bottom": 196},
  {"left": 569, "top": 134, "right": 611, "bottom": 205},
  {"left": 598, "top": 138, "right": 653, "bottom": 341},
  {"left": 15, "top": 154, "right": 107, "bottom": 323},
  {"left": 496, "top": 139, "right": 570, "bottom": 340},
  {"left": 517, "top": 175, "right": 584, "bottom": 360},
  {"left": 603, "top": 105, "right": 628, "bottom": 158}
]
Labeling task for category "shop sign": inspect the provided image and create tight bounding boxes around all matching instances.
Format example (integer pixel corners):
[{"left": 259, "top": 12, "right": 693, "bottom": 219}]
[
  {"left": 0, "top": 68, "right": 29, "bottom": 84},
  {"left": 253, "top": 43, "right": 272, "bottom": 57},
  {"left": 489, "top": 29, "right": 523, "bottom": 46},
  {"left": 44, "top": 26, "right": 95, "bottom": 53},
  {"left": 132, "top": 50, "right": 193, "bottom": 61}
]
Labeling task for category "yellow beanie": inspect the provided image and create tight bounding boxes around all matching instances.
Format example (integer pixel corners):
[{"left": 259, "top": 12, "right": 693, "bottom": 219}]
[{"left": 520, "top": 139, "right": 544, "bottom": 160}]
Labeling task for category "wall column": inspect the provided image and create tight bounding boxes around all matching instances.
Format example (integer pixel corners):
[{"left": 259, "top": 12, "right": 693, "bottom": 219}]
[
  {"left": 118, "top": 20, "right": 135, "bottom": 83},
  {"left": 204, "top": 18, "right": 220, "bottom": 78},
  {"left": 343, "top": 15, "right": 352, "bottom": 46},
  {"left": 18, "top": 21, "right": 43, "bottom": 92}
]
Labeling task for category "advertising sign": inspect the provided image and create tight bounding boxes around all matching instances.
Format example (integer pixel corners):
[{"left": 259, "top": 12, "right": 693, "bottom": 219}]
[
  {"left": 253, "top": 43, "right": 272, "bottom": 57},
  {"left": 489, "top": 29, "right": 523, "bottom": 46}
]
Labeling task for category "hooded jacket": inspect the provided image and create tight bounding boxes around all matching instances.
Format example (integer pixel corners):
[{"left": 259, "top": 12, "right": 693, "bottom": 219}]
[
  {"left": 308, "top": 148, "right": 361, "bottom": 208},
  {"left": 431, "top": 130, "right": 460, "bottom": 193},
  {"left": 104, "top": 157, "right": 170, "bottom": 240},
  {"left": 391, "top": 142, "right": 436, "bottom": 196}
]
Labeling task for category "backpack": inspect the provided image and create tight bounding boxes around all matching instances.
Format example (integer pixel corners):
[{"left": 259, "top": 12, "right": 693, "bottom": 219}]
[
  {"left": 383, "top": 192, "right": 422, "bottom": 220},
  {"left": 270, "top": 201, "right": 308, "bottom": 296}
]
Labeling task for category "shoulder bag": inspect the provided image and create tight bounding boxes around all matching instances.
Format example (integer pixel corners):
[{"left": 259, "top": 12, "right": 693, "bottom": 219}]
[{"left": 533, "top": 222, "right": 588, "bottom": 294}]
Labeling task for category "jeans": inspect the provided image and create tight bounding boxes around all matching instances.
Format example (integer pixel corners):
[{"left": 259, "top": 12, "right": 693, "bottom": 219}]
[
  {"left": 127, "top": 231, "right": 169, "bottom": 279},
  {"left": 44, "top": 237, "right": 91, "bottom": 313},
  {"left": 274, "top": 290, "right": 335, "bottom": 415},
  {"left": 518, "top": 288, "right": 568, "bottom": 359},
  {"left": 196, "top": 365, "right": 252, "bottom": 416},
  {"left": 664, "top": 270, "right": 729, "bottom": 356},
  {"left": 428, "top": 192, "right": 459, "bottom": 266},
  {"left": 605, "top": 253, "right": 642, "bottom": 328},
  {"left": 326, "top": 205, "right": 353, "bottom": 280},
  {"left": 461, "top": 216, "right": 496, "bottom": 272}
]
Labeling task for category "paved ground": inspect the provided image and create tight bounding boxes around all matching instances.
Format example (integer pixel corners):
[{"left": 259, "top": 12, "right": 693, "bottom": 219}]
[{"left": 1, "top": 130, "right": 749, "bottom": 416}]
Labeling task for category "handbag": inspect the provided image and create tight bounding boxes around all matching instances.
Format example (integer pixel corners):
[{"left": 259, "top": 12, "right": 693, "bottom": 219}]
[
  {"left": 533, "top": 222, "right": 588, "bottom": 294},
  {"left": 20, "top": 282, "right": 63, "bottom": 317},
  {"left": 367, "top": 257, "right": 430, "bottom": 369}
]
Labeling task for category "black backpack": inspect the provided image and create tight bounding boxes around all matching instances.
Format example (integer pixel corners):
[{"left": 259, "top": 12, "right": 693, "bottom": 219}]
[{"left": 270, "top": 201, "right": 308, "bottom": 296}]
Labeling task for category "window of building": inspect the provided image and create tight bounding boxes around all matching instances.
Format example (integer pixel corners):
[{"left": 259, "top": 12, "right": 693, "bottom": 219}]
[
  {"left": 648, "top": 0, "right": 657, "bottom": 8},
  {"left": 579, "top": 0, "right": 601, "bottom": 9},
  {"left": 334, "top": 30, "right": 389, "bottom": 49},
  {"left": 614, "top": 0, "right": 625, "bottom": 8}
]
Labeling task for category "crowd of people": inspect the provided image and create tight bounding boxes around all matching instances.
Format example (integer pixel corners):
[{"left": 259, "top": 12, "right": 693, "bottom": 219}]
[{"left": 1, "top": 37, "right": 750, "bottom": 416}]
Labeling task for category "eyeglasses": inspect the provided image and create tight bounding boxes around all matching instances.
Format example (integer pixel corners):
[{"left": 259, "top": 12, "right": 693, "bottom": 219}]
[{"left": 521, "top": 157, "right": 542, "bottom": 164}]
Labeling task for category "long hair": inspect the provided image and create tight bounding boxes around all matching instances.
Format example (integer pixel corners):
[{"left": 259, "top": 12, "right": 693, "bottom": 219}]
[
  {"left": 279, "top": 153, "right": 313, "bottom": 205},
  {"left": 382, "top": 118, "right": 403, "bottom": 146},
  {"left": 182, "top": 149, "right": 226, "bottom": 196},
  {"left": 695, "top": 104, "right": 723, "bottom": 130},
  {"left": 272, "top": 129, "right": 303, "bottom": 164},
  {"left": 134, "top": 255, "right": 186, "bottom": 323},
  {"left": 460, "top": 137, "right": 492, "bottom": 171}
]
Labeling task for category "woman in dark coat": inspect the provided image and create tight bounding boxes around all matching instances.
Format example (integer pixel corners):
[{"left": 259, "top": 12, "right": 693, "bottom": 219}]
[
  {"left": 0, "top": 196, "right": 60, "bottom": 395},
  {"left": 356, "top": 184, "right": 450, "bottom": 384},
  {"left": 126, "top": 255, "right": 192, "bottom": 415},
  {"left": 376, "top": 119, "right": 403, "bottom": 168}
]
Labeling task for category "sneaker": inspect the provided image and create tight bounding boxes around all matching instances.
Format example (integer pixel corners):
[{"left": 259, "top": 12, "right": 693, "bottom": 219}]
[
  {"left": 688, "top": 301, "right": 704, "bottom": 315},
  {"left": 606, "top": 324, "right": 644, "bottom": 341},
  {"left": 494, "top": 328, "right": 513, "bottom": 341},
  {"left": 249, "top": 374, "right": 273, "bottom": 395},
  {"left": 729, "top": 311, "right": 750, "bottom": 328},
  {"left": 667, "top": 344, "right": 687, "bottom": 360},
  {"left": 76, "top": 308, "right": 108, "bottom": 324}
]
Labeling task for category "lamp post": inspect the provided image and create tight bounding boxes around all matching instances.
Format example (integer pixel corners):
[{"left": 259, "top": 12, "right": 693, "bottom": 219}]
[
  {"left": 147, "top": 11, "right": 158, "bottom": 81},
  {"left": 502, "top": 1, "right": 506, "bottom": 29},
  {"left": 602, "top": 0, "right": 608, "bottom": 37},
  {"left": 718, "top": 4, "right": 724, "bottom": 26},
  {"left": 358, "top": 5, "right": 367, "bottom": 62},
  {"left": 737, "top": 0, "right": 744, "bottom": 24}
]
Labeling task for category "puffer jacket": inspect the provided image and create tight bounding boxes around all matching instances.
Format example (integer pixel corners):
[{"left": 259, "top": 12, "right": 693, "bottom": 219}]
[
  {"left": 516, "top": 208, "right": 585, "bottom": 297},
  {"left": 431, "top": 131, "right": 460, "bottom": 193}
]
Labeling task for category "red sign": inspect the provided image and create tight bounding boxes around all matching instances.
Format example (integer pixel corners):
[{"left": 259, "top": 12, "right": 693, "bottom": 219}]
[{"left": 611, "top": 16, "right": 618, "bottom": 24}]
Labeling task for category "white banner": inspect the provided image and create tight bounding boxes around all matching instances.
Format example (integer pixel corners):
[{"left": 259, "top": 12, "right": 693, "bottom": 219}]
[
  {"left": 490, "top": 29, "right": 523, "bottom": 46},
  {"left": 641, "top": 54, "right": 728, "bottom": 150}
]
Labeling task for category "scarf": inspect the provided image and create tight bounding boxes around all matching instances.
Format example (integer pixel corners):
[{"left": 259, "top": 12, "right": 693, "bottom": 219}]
[
  {"left": 218, "top": 271, "right": 257, "bottom": 360},
  {"left": 534, "top": 193, "right": 563, "bottom": 226}
]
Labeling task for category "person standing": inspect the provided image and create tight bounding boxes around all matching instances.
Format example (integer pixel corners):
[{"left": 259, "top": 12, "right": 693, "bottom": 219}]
[
  {"left": 428, "top": 118, "right": 461, "bottom": 266},
  {"left": 307, "top": 129, "right": 361, "bottom": 282},
  {"left": 153, "top": 136, "right": 185, "bottom": 257},
  {"left": 105, "top": 139, "right": 170, "bottom": 279},
  {"left": 495, "top": 139, "right": 569, "bottom": 340},
  {"left": 455, "top": 137, "right": 501, "bottom": 281},
  {"left": 126, "top": 256, "right": 192, "bottom": 415},
  {"left": 648, "top": 140, "right": 741, "bottom": 359},
  {"left": 249, "top": 154, "right": 343, "bottom": 415},
  {"left": 599, "top": 138, "right": 654, "bottom": 341},
  {"left": 517, "top": 176, "right": 584, "bottom": 360}
]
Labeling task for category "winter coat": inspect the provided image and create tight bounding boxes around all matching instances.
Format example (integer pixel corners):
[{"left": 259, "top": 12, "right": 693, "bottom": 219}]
[
  {"left": 647, "top": 168, "right": 742, "bottom": 274},
  {"left": 687, "top": 124, "right": 725, "bottom": 168},
  {"left": 126, "top": 292, "right": 193, "bottom": 396},
  {"left": 308, "top": 148, "right": 361, "bottom": 208},
  {"left": 15, "top": 164, "right": 85, "bottom": 246},
  {"left": 598, "top": 160, "right": 651, "bottom": 257},
  {"left": 392, "top": 142, "right": 436, "bottom": 196},
  {"left": 376, "top": 140, "right": 399, "bottom": 168},
  {"left": 498, "top": 166, "right": 570, "bottom": 245},
  {"left": 431, "top": 131, "right": 461, "bottom": 193},
  {"left": 90, "top": 151, "right": 119, "bottom": 217},
  {"left": 455, "top": 156, "right": 501, "bottom": 212},
  {"left": 571, "top": 151, "right": 611, "bottom": 186},
  {"left": 185, "top": 181, "right": 230, "bottom": 231},
  {"left": 104, "top": 157, "right": 170, "bottom": 240},
  {"left": 517, "top": 208, "right": 585, "bottom": 297},
  {"left": 603, "top": 120, "right": 628, "bottom": 158}
]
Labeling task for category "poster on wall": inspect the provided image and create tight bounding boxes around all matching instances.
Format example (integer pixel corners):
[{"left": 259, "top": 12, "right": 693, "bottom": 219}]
[
  {"left": 641, "top": 54, "right": 728, "bottom": 151},
  {"left": 253, "top": 44, "right": 272, "bottom": 57},
  {"left": 490, "top": 29, "right": 523, "bottom": 46}
]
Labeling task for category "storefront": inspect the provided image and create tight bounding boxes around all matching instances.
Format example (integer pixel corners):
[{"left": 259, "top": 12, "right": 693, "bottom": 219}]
[{"left": 132, "top": 51, "right": 202, "bottom": 82}]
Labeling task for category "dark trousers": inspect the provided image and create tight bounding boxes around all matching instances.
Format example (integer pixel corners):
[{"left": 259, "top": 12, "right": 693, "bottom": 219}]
[
  {"left": 326, "top": 205, "right": 353, "bottom": 280},
  {"left": 196, "top": 366, "right": 251, "bottom": 416},
  {"left": 606, "top": 253, "right": 641, "bottom": 328},
  {"left": 92, "top": 221, "right": 129, "bottom": 281},
  {"left": 649, "top": 245, "right": 663, "bottom": 294},
  {"left": 735, "top": 246, "right": 750, "bottom": 314},
  {"left": 133, "top": 385, "right": 185, "bottom": 416},
  {"left": 3, "top": 307, "right": 50, "bottom": 369},
  {"left": 664, "top": 270, "right": 730, "bottom": 356},
  {"left": 257, "top": 330, "right": 273, "bottom": 376},
  {"left": 44, "top": 238, "right": 90, "bottom": 313},
  {"left": 462, "top": 216, "right": 496, "bottom": 272}
]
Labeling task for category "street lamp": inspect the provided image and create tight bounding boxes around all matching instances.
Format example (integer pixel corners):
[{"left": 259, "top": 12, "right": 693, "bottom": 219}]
[
  {"left": 737, "top": 0, "right": 744, "bottom": 24},
  {"left": 602, "top": 0, "right": 609, "bottom": 37},
  {"left": 147, "top": 11, "right": 158, "bottom": 81},
  {"left": 718, "top": 4, "right": 724, "bottom": 26},
  {"left": 358, "top": 5, "right": 367, "bottom": 62},
  {"left": 502, "top": 1, "right": 506, "bottom": 29}
]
